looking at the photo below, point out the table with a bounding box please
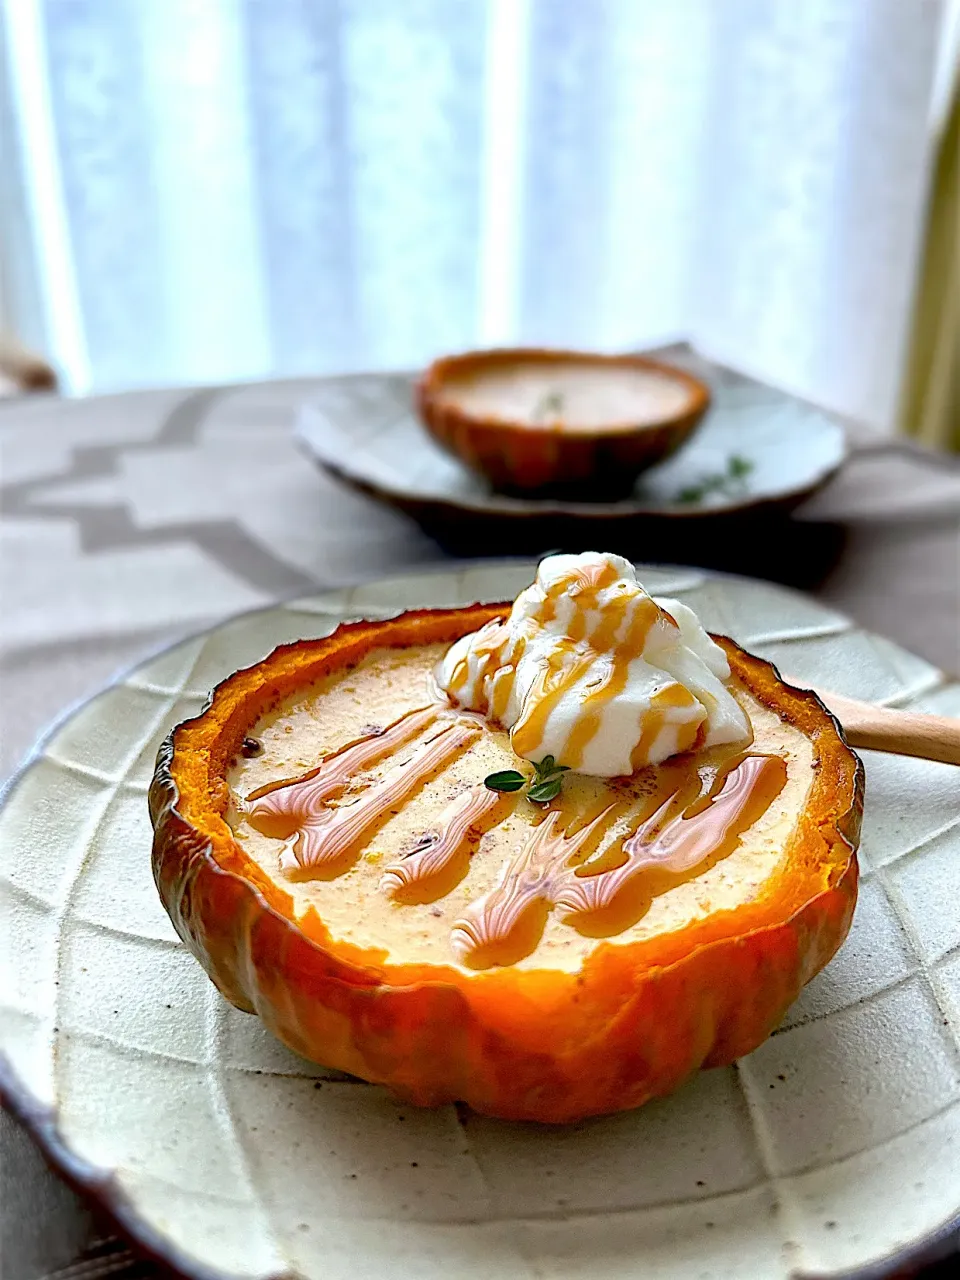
[1,369,958,1279]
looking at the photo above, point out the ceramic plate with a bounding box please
[3,561,960,1280]
[294,361,847,551]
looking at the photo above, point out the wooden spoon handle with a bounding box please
[801,686,960,766]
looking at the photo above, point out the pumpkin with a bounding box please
[150,605,862,1123]
[417,349,710,497]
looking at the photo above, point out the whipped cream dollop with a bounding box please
[437,552,750,776]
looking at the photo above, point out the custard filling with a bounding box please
[226,643,812,972]
[438,361,694,430]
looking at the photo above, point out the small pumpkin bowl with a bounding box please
[417,348,711,498]
[150,604,862,1123]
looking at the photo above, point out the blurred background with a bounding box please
[2,8,960,1278]
[0,0,957,442]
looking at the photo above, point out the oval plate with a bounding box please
[295,362,847,548]
[2,562,959,1280]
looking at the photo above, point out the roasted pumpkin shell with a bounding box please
[150,605,863,1123]
[417,348,711,498]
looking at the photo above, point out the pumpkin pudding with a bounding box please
[442,360,694,430]
[417,349,710,497]
[151,554,862,1122]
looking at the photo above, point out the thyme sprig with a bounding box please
[675,453,754,505]
[532,390,565,422]
[484,754,569,805]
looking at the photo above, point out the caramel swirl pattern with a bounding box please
[379,785,515,904]
[451,753,786,967]
[247,707,479,876]
[243,712,786,966]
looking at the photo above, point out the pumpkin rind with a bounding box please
[150,605,862,1123]
[416,349,711,497]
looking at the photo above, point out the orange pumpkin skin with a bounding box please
[417,349,711,497]
[150,606,863,1123]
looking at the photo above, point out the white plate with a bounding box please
[2,561,960,1280]
[295,364,847,541]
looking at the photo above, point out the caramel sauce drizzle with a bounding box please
[246,707,480,877]
[446,620,509,701]
[554,753,787,941]
[450,803,627,969]
[247,705,439,807]
[451,752,787,969]
[627,684,703,772]
[509,649,595,758]
[378,785,515,905]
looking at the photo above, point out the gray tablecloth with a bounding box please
[1,370,958,1279]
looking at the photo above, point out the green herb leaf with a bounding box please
[486,756,570,802]
[674,453,754,506]
[484,769,526,793]
[533,755,569,778]
[677,484,707,505]
[532,390,564,421]
[527,775,564,804]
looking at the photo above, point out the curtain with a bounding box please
[899,46,960,450]
[0,0,945,430]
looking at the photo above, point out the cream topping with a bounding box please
[436,552,750,776]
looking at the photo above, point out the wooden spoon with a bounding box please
[795,684,960,766]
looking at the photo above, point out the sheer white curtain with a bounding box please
[0,0,945,427]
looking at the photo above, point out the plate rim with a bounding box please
[1,557,957,1280]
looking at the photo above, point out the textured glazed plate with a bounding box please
[2,561,960,1280]
[294,362,847,548]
